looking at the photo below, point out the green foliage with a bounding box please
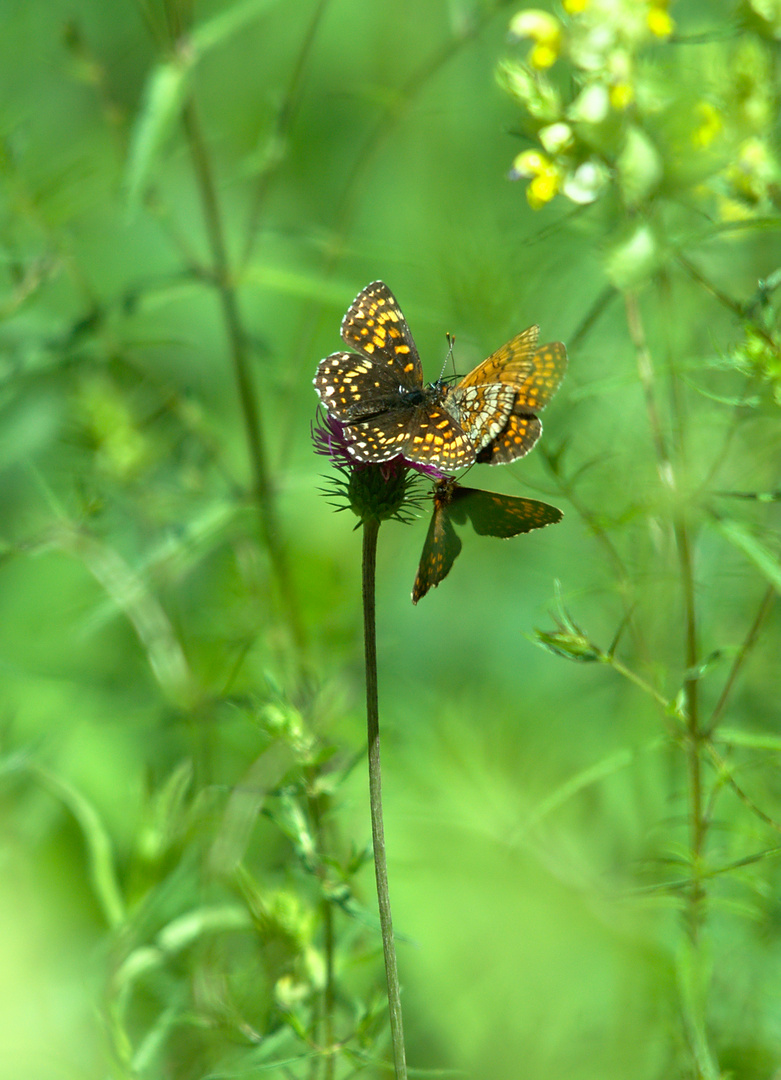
[1,0,780,1078]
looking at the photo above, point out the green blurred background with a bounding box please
[2,0,781,1077]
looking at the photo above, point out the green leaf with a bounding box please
[605,224,660,289]
[124,0,284,212]
[189,0,284,54]
[617,126,663,208]
[125,57,192,214]
[712,515,781,593]
[30,764,125,928]
[718,727,781,753]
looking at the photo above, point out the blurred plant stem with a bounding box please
[704,584,776,738]
[161,0,307,662]
[182,98,306,656]
[306,776,336,1080]
[564,627,781,845]
[625,289,715,1076]
[361,517,408,1080]
[240,0,329,269]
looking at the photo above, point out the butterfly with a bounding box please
[313,281,567,471]
[412,478,563,603]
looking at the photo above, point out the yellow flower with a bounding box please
[610,82,634,110]
[528,169,561,208]
[510,149,561,208]
[647,4,675,38]
[563,0,589,12]
[530,41,558,68]
[510,149,546,178]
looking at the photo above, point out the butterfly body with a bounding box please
[314,281,567,471]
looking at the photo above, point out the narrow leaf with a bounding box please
[32,764,125,928]
[713,515,781,593]
[125,57,192,214]
[190,0,284,54]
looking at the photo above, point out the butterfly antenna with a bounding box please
[439,332,456,381]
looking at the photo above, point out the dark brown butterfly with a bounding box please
[412,478,563,603]
[314,281,567,470]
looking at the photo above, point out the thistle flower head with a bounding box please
[312,411,436,525]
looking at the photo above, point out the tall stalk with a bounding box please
[159,0,306,657]
[180,98,306,655]
[625,289,713,1077]
[361,517,408,1080]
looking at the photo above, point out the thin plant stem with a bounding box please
[705,742,781,835]
[624,291,670,475]
[160,0,305,658]
[180,95,307,657]
[240,0,330,268]
[306,780,336,1080]
[361,517,408,1080]
[626,288,713,1077]
[625,291,705,917]
[321,897,335,1080]
[662,286,706,930]
[704,583,776,737]
[605,653,671,712]
[601,643,781,838]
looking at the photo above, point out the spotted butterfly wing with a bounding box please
[314,282,422,422]
[411,483,464,605]
[412,478,563,603]
[340,280,423,381]
[475,401,543,464]
[314,282,475,470]
[454,325,541,388]
[444,330,567,465]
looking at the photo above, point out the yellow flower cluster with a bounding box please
[503,1,681,209]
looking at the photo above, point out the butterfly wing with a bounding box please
[449,486,563,535]
[474,405,543,465]
[317,282,475,467]
[412,480,562,602]
[344,399,475,469]
[412,480,463,603]
[456,330,566,410]
[340,281,423,391]
[470,337,567,463]
[444,330,567,459]
[455,325,540,388]
[314,282,424,420]
[507,339,568,411]
[314,350,413,422]
[441,381,517,451]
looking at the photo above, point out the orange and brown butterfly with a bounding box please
[442,324,567,465]
[412,478,563,603]
[313,282,567,471]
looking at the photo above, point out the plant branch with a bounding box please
[705,742,781,834]
[705,584,776,737]
[241,0,329,268]
[361,517,407,1080]
[180,95,307,656]
[626,289,705,950]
